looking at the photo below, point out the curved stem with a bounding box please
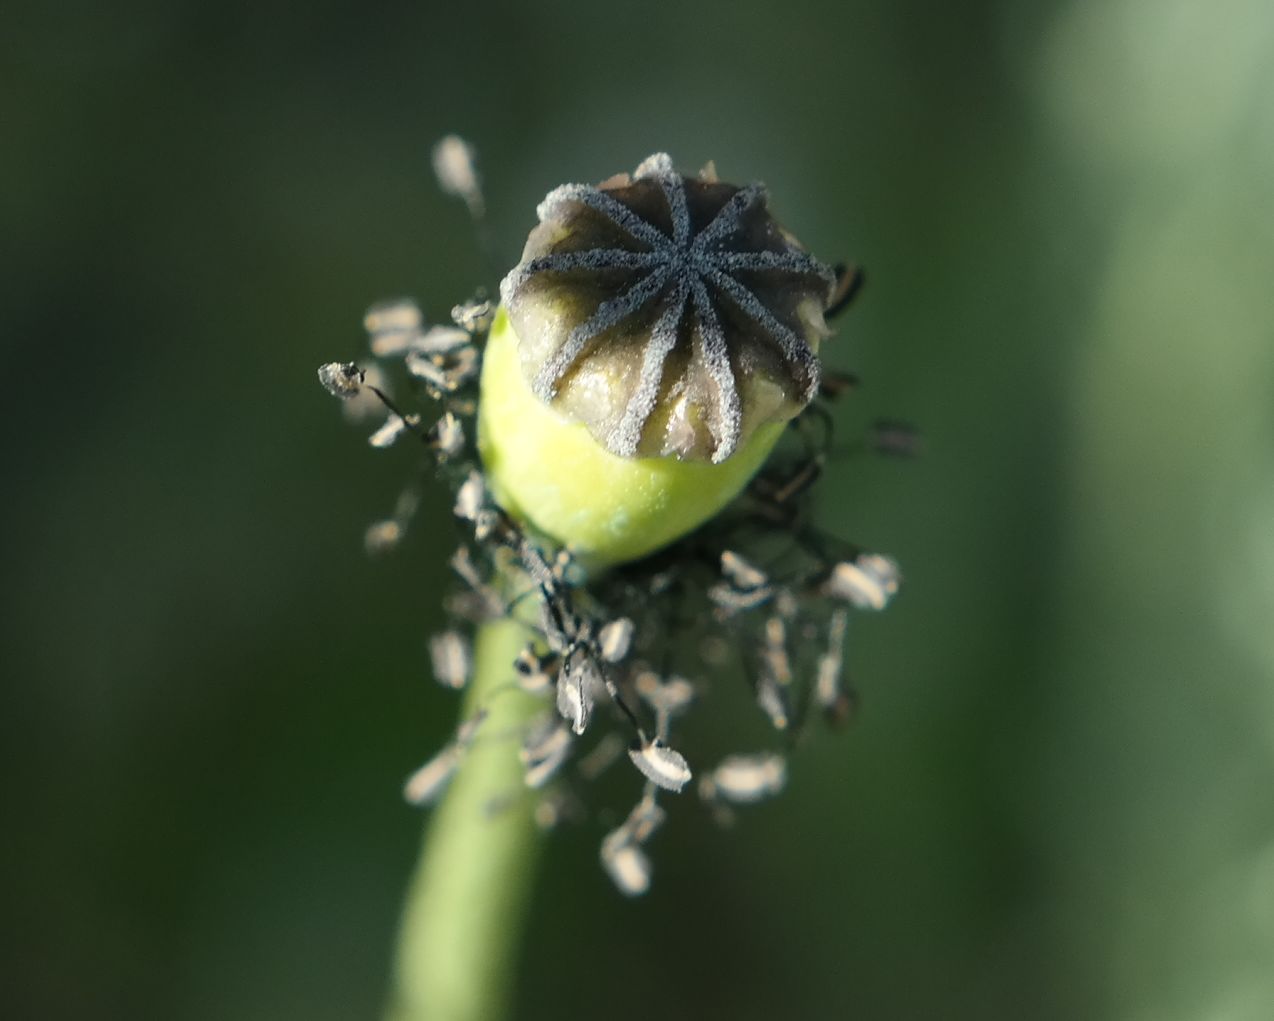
[385,616,544,1021]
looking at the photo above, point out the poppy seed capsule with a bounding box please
[479,153,836,567]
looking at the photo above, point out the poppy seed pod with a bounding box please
[479,153,836,567]
[320,139,905,924]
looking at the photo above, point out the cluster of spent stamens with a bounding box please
[318,145,906,895]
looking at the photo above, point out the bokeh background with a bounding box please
[5,0,1273,1018]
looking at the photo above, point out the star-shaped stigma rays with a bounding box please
[499,153,837,464]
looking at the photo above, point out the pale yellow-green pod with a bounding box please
[478,153,836,569]
[479,307,789,567]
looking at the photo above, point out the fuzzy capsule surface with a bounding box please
[478,307,786,568]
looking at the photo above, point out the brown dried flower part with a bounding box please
[499,153,836,463]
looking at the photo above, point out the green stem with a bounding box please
[385,616,544,1021]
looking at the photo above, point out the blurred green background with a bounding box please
[4,0,1273,1018]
